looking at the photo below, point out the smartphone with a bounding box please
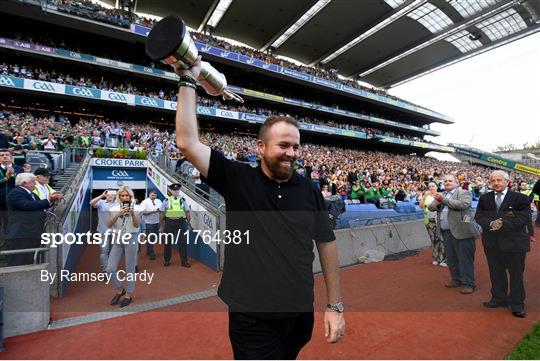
[107,190,117,196]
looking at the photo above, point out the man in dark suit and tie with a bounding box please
[475,170,531,318]
[5,173,62,266]
[1,149,24,235]
[532,178,540,227]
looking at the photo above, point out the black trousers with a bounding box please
[441,230,476,288]
[484,240,526,311]
[229,312,314,360]
[163,218,189,264]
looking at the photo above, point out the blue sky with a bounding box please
[390,31,540,153]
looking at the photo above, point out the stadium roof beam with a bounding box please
[205,0,234,29]
[197,0,221,32]
[315,0,427,66]
[388,23,540,88]
[265,0,332,51]
[356,0,518,78]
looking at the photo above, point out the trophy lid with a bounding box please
[145,15,188,61]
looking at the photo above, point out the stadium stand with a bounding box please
[0,1,539,349]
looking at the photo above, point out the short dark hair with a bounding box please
[258,116,299,142]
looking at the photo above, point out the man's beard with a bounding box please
[262,154,296,181]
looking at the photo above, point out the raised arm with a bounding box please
[90,190,107,207]
[175,55,211,178]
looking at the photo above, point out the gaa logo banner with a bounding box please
[136,96,164,108]
[0,75,24,88]
[66,85,101,99]
[93,168,146,181]
[26,79,64,94]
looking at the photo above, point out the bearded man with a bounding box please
[173,55,345,360]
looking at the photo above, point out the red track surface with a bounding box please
[51,243,222,319]
[3,231,539,359]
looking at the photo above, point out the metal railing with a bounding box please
[0,248,50,265]
[63,147,89,169]
[22,147,89,175]
[148,152,226,210]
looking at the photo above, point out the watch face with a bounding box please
[328,302,344,313]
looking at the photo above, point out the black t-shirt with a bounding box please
[533,179,540,197]
[207,149,335,314]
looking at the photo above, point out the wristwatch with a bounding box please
[326,301,345,313]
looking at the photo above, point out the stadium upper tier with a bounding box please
[0,34,440,137]
[1,109,534,201]
[0,60,454,153]
[1,0,453,124]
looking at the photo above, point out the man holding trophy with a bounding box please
[146,16,345,360]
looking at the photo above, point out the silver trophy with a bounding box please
[145,15,243,103]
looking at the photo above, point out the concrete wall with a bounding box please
[313,220,430,273]
[0,263,50,338]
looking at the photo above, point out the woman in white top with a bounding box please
[420,182,446,267]
[106,186,141,308]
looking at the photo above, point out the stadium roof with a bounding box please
[105,0,540,88]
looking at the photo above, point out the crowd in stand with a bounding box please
[1,109,535,206]
[1,62,426,142]
[1,30,426,128]
[53,0,135,28]
[38,0,433,110]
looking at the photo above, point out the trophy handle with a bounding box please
[198,61,244,103]
[222,90,245,103]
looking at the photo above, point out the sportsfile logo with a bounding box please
[0,76,15,87]
[108,92,127,102]
[73,87,95,98]
[141,97,159,107]
[33,81,56,92]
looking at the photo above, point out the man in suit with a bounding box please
[475,170,531,318]
[532,178,540,227]
[5,173,62,266]
[0,149,24,235]
[429,174,479,294]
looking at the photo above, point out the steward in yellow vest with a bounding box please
[160,183,191,268]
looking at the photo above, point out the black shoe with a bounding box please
[483,300,508,308]
[181,262,191,268]
[164,261,170,267]
[120,297,133,308]
[149,254,156,260]
[512,310,526,318]
[110,289,126,305]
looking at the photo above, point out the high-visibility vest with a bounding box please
[165,197,185,219]
[520,188,540,202]
[33,183,54,200]
[519,189,534,203]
